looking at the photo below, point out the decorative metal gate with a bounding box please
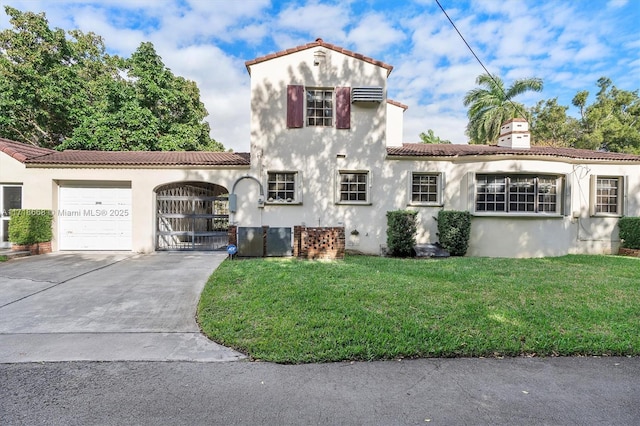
[156,182,229,251]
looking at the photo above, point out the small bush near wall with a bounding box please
[386,210,418,257]
[8,209,53,245]
[437,210,472,256]
[619,217,640,249]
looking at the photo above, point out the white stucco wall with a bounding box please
[0,153,27,184]
[375,157,640,257]
[244,46,391,244]
[385,102,404,147]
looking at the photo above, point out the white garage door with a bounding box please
[58,186,132,250]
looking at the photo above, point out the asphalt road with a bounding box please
[2,356,639,425]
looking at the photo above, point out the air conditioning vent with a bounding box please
[351,86,384,103]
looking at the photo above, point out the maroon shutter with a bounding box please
[335,86,351,129]
[287,85,304,128]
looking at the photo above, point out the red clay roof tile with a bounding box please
[0,136,250,166]
[0,138,56,163]
[24,150,251,166]
[387,143,640,162]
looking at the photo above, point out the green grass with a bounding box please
[0,255,8,262]
[197,255,640,363]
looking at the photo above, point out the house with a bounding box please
[1,38,639,257]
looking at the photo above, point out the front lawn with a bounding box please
[197,255,640,363]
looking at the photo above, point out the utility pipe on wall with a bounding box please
[229,174,265,213]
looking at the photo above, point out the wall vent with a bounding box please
[351,87,384,103]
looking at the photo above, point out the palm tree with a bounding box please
[463,74,543,144]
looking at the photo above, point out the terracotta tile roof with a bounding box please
[0,137,250,167]
[387,143,640,162]
[0,138,56,163]
[23,150,251,166]
[387,99,408,111]
[245,38,394,76]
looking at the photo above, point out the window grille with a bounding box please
[306,89,333,126]
[476,174,560,214]
[339,172,368,202]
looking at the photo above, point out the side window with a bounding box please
[592,176,623,216]
[267,172,298,203]
[1,185,22,246]
[475,174,561,214]
[410,173,442,206]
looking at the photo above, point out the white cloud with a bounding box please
[607,0,628,8]
[276,2,349,42]
[347,13,405,55]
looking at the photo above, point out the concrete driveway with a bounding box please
[0,252,245,363]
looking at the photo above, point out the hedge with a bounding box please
[8,209,53,245]
[437,210,472,256]
[386,210,418,257]
[619,217,640,249]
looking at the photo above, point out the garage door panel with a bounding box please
[59,187,132,251]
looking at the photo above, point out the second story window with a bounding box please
[307,89,333,127]
[287,85,351,129]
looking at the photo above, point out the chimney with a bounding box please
[497,118,530,149]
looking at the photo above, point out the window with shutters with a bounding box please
[307,89,333,126]
[286,85,350,129]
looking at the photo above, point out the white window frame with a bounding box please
[473,173,563,216]
[0,184,23,248]
[266,171,302,204]
[337,171,370,205]
[409,172,443,206]
[306,88,334,127]
[590,175,625,217]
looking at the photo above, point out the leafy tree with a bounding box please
[571,77,640,153]
[60,42,224,151]
[419,129,451,144]
[0,7,101,147]
[463,73,543,144]
[529,98,579,147]
[0,7,223,151]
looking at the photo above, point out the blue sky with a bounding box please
[1,0,638,152]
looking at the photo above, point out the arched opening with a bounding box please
[156,181,229,251]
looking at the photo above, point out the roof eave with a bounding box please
[24,162,251,169]
[245,39,394,76]
[386,151,640,164]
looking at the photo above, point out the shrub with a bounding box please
[8,209,53,245]
[437,210,472,256]
[619,217,640,249]
[386,210,418,257]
